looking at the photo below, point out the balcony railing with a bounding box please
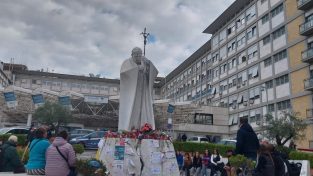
[304,78,313,91]
[300,18,313,36]
[302,48,313,62]
[298,0,313,10]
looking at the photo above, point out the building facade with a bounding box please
[161,0,313,148]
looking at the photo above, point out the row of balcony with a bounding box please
[298,0,313,11]
[298,1,313,121]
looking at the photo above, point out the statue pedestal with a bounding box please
[98,138,179,176]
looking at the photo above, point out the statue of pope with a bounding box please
[118,47,158,131]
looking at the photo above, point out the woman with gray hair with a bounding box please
[1,135,24,172]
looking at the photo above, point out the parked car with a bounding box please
[188,136,210,143]
[217,139,237,146]
[69,129,94,139]
[0,126,29,135]
[69,131,106,149]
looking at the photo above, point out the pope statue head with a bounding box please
[131,47,143,65]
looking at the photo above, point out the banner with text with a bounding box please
[3,92,18,108]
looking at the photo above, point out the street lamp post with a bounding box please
[260,85,268,140]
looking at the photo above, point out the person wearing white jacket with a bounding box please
[210,149,224,176]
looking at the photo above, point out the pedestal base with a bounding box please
[98,138,179,176]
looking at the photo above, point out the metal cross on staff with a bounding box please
[140,27,150,56]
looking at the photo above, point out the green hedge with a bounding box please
[0,134,27,146]
[173,142,234,156]
[289,151,313,168]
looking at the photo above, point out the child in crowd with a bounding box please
[210,149,224,176]
[192,151,202,176]
[183,152,192,176]
[176,151,184,173]
[201,149,211,176]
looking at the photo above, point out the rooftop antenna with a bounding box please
[140,27,149,56]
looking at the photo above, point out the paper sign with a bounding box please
[165,151,176,159]
[151,166,161,175]
[113,160,124,175]
[168,162,178,172]
[125,146,135,155]
[114,146,125,160]
[149,140,160,148]
[151,152,162,163]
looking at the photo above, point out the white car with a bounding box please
[217,139,237,146]
[188,136,210,143]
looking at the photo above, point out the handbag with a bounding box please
[56,146,77,176]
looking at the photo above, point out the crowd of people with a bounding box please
[175,117,294,176]
[1,126,76,176]
[176,149,233,176]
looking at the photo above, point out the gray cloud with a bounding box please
[0,0,234,78]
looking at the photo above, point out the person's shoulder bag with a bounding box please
[56,146,77,176]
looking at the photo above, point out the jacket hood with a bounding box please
[241,123,255,132]
[52,137,67,147]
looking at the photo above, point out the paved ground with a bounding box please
[77,149,97,160]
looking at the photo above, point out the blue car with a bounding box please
[69,131,105,149]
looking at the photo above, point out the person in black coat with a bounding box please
[235,117,260,161]
[182,134,187,142]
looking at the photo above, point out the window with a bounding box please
[275,75,289,86]
[277,100,291,110]
[237,15,245,28]
[230,58,237,69]
[268,104,275,112]
[227,24,235,36]
[212,52,219,63]
[246,5,256,22]
[194,113,213,125]
[261,14,269,24]
[248,44,258,60]
[264,57,272,67]
[237,34,246,47]
[248,67,258,79]
[242,56,247,63]
[273,27,285,40]
[265,80,273,89]
[273,50,287,62]
[271,3,283,18]
[261,0,267,4]
[263,35,271,45]
[247,26,257,40]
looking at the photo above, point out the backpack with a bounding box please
[287,162,302,176]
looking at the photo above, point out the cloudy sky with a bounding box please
[0,0,234,78]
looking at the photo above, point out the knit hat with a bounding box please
[8,135,18,143]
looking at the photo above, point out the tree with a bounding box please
[263,112,307,146]
[33,101,72,133]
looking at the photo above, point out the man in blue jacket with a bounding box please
[235,117,260,160]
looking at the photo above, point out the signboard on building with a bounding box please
[3,92,17,108]
[32,94,44,108]
[58,96,72,109]
[84,96,108,104]
[167,104,175,113]
[58,96,71,106]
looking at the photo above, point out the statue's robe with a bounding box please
[118,56,158,131]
